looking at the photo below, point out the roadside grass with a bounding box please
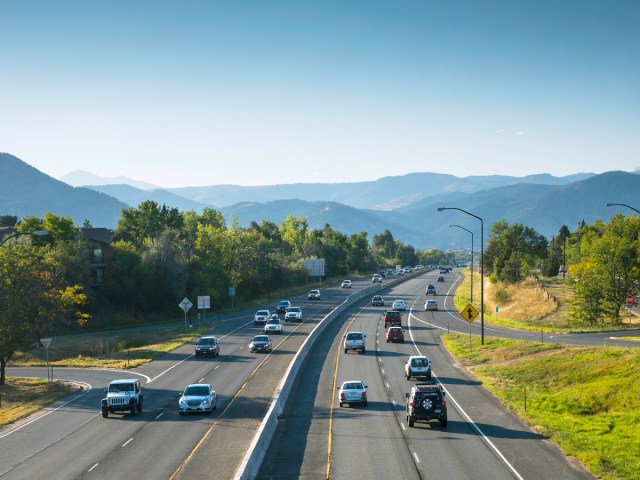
[444,334,640,480]
[12,324,213,369]
[0,378,73,428]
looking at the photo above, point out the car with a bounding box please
[284,306,303,322]
[371,294,385,306]
[396,270,405,276]
[392,299,406,311]
[179,383,217,414]
[338,380,368,407]
[415,265,424,270]
[386,269,394,276]
[264,316,283,334]
[343,331,366,353]
[101,379,143,418]
[308,289,321,300]
[426,284,436,295]
[425,299,438,311]
[372,274,382,283]
[403,266,412,273]
[276,300,291,313]
[249,335,273,353]
[386,326,404,343]
[194,335,219,358]
[405,382,447,427]
[404,355,432,380]
[341,279,352,288]
[383,310,402,328]
[439,268,447,274]
[437,275,445,282]
[254,309,270,325]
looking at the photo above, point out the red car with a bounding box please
[386,326,405,343]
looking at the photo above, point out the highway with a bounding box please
[1,281,376,480]
[257,269,595,479]
[3,268,636,479]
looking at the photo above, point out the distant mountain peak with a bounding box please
[60,170,161,191]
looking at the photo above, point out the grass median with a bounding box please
[444,334,640,480]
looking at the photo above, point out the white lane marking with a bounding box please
[122,438,133,447]
[386,382,390,389]
[400,422,406,431]
[381,369,385,375]
[155,412,164,420]
[413,452,421,463]
[148,316,256,384]
[88,463,99,472]
[214,365,220,369]
[198,377,205,383]
[392,400,397,407]
[0,381,92,439]
[406,312,526,480]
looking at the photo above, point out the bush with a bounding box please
[115,339,145,351]
[494,288,511,304]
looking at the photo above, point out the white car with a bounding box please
[341,280,352,288]
[179,383,216,414]
[338,380,368,407]
[264,316,283,334]
[404,356,432,380]
[343,331,366,353]
[425,299,438,311]
[284,306,303,322]
[372,274,382,283]
[392,299,406,311]
[308,289,321,300]
[254,309,270,325]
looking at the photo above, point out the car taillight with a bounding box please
[407,368,411,374]
[409,401,415,407]
[361,391,366,397]
[442,401,446,406]
[340,393,345,399]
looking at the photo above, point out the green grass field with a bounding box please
[444,334,640,480]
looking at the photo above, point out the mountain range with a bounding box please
[2,152,640,249]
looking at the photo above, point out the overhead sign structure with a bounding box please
[460,303,480,323]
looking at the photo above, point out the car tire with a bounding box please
[363,401,368,407]
[426,373,432,380]
[386,339,389,343]
[408,417,415,428]
[440,417,448,427]
[339,402,344,408]
[102,407,108,418]
[179,411,184,415]
[130,404,137,416]
[344,349,348,354]
[362,348,366,353]
[137,398,143,413]
[406,374,411,380]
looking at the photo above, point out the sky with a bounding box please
[1,1,638,188]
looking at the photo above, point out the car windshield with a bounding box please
[184,386,210,396]
[257,310,269,315]
[411,358,428,367]
[109,383,134,393]
[198,338,216,345]
[344,383,363,390]
[267,319,279,325]
[346,333,363,340]
[288,307,300,312]
[389,328,401,333]
[254,336,269,342]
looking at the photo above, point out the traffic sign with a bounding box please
[626,295,634,305]
[179,297,193,312]
[39,337,52,349]
[459,304,479,323]
[197,295,210,309]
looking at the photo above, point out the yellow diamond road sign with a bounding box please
[460,303,479,323]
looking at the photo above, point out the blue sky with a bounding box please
[1,1,638,187]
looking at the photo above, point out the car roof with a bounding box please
[409,355,428,360]
[110,379,138,384]
[185,383,211,388]
[342,380,364,386]
[253,335,269,339]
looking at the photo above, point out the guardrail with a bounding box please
[233,281,384,479]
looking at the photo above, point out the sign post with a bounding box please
[40,337,52,381]
[627,295,634,323]
[459,304,479,352]
[197,295,211,325]
[179,297,193,328]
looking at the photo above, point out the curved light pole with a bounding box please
[605,202,640,215]
[0,230,48,248]
[438,207,484,345]
[449,224,473,303]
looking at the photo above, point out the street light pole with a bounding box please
[605,202,640,215]
[449,224,473,303]
[438,207,484,345]
[0,230,48,248]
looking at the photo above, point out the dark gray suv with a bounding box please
[405,382,447,428]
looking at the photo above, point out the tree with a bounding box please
[0,215,18,227]
[0,245,88,385]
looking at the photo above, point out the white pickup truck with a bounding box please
[343,331,366,354]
